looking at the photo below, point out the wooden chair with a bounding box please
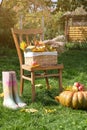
[11,28,64,102]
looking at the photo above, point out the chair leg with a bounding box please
[44,70,50,89]
[59,69,63,92]
[31,71,36,102]
[20,69,24,96]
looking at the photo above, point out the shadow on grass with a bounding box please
[36,88,60,106]
[23,84,60,106]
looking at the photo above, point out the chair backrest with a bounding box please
[11,28,44,66]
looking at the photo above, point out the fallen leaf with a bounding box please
[44,108,56,113]
[20,108,38,113]
[35,84,43,88]
[31,64,40,68]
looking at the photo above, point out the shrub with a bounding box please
[0,7,16,48]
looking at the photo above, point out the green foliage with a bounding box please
[65,42,87,50]
[2,0,65,37]
[44,11,64,39]
[0,46,87,129]
[1,0,87,49]
[0,7,16,48]
[54,0,87,12]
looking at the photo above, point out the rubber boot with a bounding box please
[2,71,19,110]
[11,71,27,108]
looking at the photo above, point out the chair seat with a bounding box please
[22,64,64,80]
[22,64,64,71]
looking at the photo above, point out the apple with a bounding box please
[74,82,80,88]
[32,61,38,66]
[78,84,84,91]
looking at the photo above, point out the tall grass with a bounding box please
[0,46,87,130]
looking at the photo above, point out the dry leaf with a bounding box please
[44,108,56,113]
[20,108,38,113]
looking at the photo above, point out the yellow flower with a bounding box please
[20,41,27,51]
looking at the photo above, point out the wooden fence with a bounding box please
[68,26,87,42]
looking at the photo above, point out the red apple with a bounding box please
[78,84,84,91]
[74,82,80,88]
[32,61,38,66]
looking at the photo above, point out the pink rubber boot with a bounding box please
[11,71,27,108]
[2,71,19,110]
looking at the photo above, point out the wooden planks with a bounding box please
[68,26,87,41]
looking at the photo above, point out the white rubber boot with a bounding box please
[11,71,27,108]
[2,71,19,110]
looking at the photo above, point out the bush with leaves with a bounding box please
[0,7,16,48]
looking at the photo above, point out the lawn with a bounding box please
[0,46,87,130]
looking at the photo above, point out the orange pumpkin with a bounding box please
[55,91,87,109]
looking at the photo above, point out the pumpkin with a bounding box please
[55,91,87,109]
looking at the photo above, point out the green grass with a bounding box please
[0,46,87,130]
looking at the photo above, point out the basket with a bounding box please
[24,51,58,66]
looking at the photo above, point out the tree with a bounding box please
[1,0,65,41]
[3,0,86,42]
[0,6,16,47]
[53,0,87,12]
